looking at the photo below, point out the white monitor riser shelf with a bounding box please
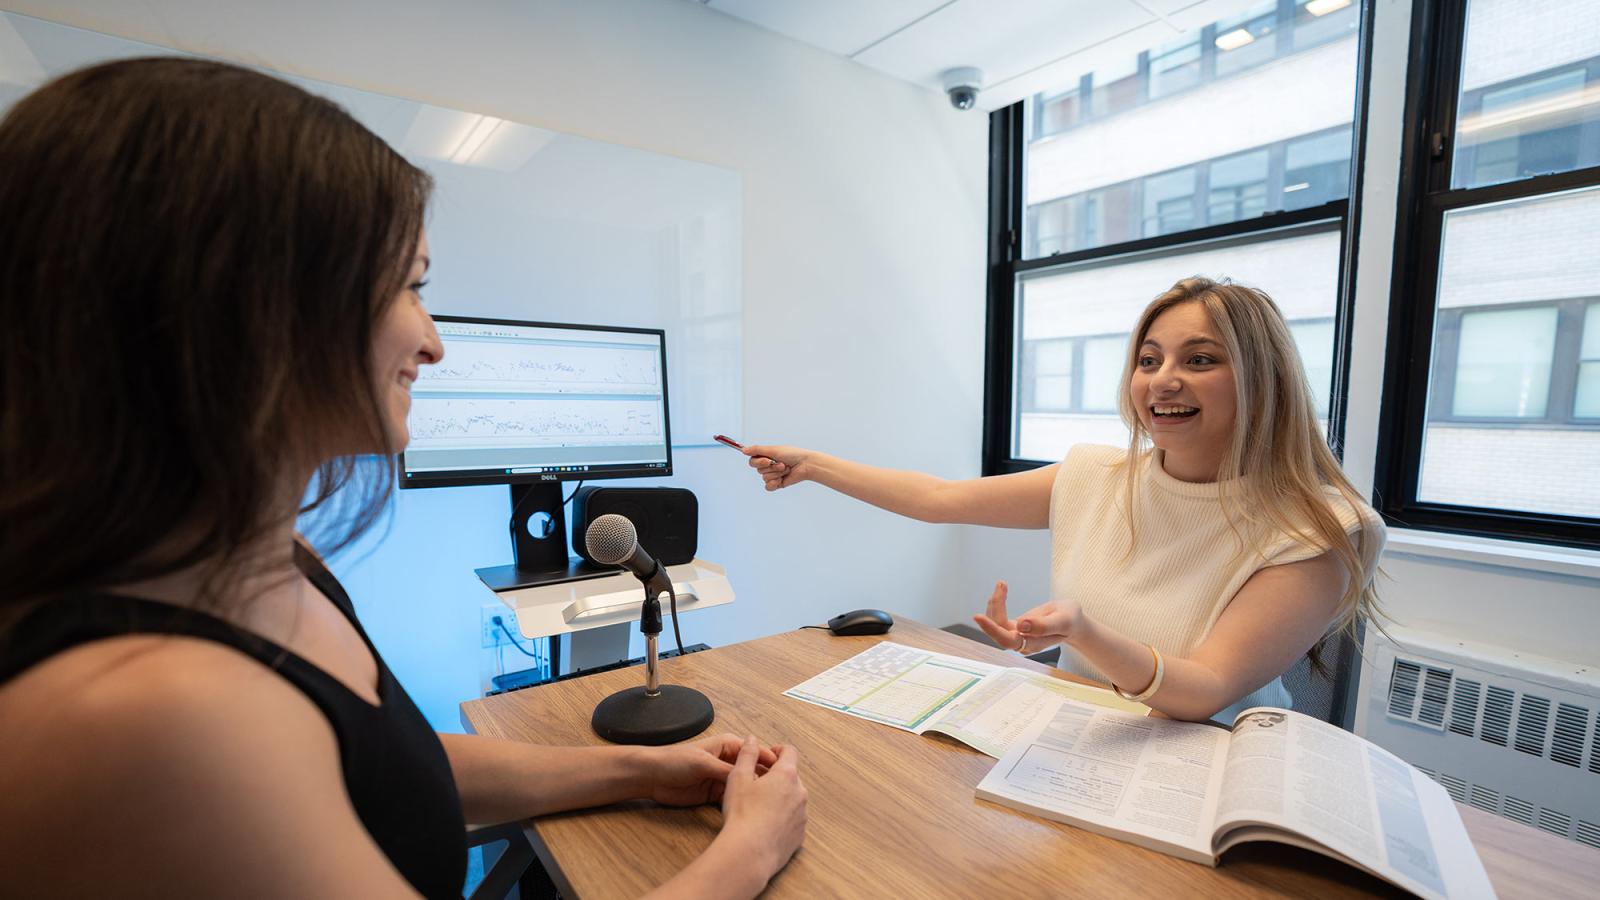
[480,559,734,674]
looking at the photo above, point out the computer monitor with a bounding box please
[400,315,672,589]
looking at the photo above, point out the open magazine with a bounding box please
[784,642,1147,758]
[976,702,1496,899]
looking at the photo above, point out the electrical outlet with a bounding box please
[481,604,519,648]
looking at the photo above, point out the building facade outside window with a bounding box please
[1381,0,1600,540]
[1000,0,1361,467]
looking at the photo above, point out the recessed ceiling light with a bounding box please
[1216,28,1256,51]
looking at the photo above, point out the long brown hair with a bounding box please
[1116,277,1384,673]
[0,57,432,617]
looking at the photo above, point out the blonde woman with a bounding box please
[745,278,1383,723]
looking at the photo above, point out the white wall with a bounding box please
[1,0,988,729]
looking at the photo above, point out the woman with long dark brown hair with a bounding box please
[0,57,804,898]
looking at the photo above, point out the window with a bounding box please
[1215,3,1279,78]
[1448,306,1559,419]
[1208,149,1271,225]
[1026,340,1075,412]
[1289,317,1335,418]
[1090,57,1141,118]
[1008,227,1344,462]
[1284,127,1354,210]
[992,2,1364,471]
[1150,35,1202,99]
[1578,303,1600,418]
[1143,168,1197,236]
[1293,0,1358,48]
[1377,0,1600,543]
[1458,68,1594,189]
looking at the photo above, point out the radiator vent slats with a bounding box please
[1388,660,1421,719]
[1418,667,1453,727]
[1514,695,1551,756]
[1482,686,1514,747]
[1504,796,1535,825]
[1377,641,1599,852]
[1551,703,1588,768]
[1468,784,1500,813]
[1448,679,1482,737]
[1538,808,1572,838]
[1590,710,1600,775]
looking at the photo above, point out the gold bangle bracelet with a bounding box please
[1112,644,1165,703]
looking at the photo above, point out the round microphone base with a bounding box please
[591,684,715,746]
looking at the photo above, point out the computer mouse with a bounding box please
[827,609,894,636]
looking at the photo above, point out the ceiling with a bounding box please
[699,0,1275,111]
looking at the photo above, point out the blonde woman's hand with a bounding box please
[743,444,815,492]
[973,581,1083,653]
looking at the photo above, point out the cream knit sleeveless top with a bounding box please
[1048,444,1377,722]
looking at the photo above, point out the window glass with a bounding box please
[1215,3,1279,78]
[1084,182,1138,248]
[1452,0,1600,189]
[1030,340,1074,412]
[1144,167,1197,236]
[1029,196,1080,257]
[1013,228,1341,461]
[1150,35,1203,98]
[1418,185,1600,516]
[1021,2,1358,260]
[1082,336,1128,412]
[1089,56,1141,118]
[1450,307,1558,417]
[1040,87,1081,135]
[1208,149,1270,224]
[1576,302,1600,418]
[1294,0,1358,48]
[1283,127,1353,210]
[1289,318,1335,417]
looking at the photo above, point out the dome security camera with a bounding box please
[941,67,984,110]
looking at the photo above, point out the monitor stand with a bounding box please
[475,483,619,592]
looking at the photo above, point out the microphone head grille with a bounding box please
[584,514,637,565]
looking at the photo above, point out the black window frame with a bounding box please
[1374,0,1600,549]
[983,2,1376,477]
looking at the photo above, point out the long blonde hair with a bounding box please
[1116,277,1383,673]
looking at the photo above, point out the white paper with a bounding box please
[784,642,1148,757]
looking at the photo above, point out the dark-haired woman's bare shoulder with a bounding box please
[0,636,417,896]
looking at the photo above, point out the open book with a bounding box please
[784,642,1147,758]
[976,703,1496,899]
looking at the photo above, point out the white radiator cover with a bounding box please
[1355,625,1600,850]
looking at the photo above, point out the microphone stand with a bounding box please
[590,563,715,745]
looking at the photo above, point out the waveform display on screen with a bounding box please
[417,338,659,394]
[408,397,662,445]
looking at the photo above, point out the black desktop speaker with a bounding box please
[573,487,698,566]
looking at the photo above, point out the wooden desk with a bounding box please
[460,617,1600,899]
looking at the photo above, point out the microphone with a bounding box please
[581,514,714,746]
[585,514,672,602]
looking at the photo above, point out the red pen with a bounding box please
[712,434,745,451]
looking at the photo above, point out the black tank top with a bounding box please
[0,545,468,898]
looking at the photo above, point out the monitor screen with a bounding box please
[400,315,672,489]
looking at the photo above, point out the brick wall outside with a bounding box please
[1418,425,1600,517]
